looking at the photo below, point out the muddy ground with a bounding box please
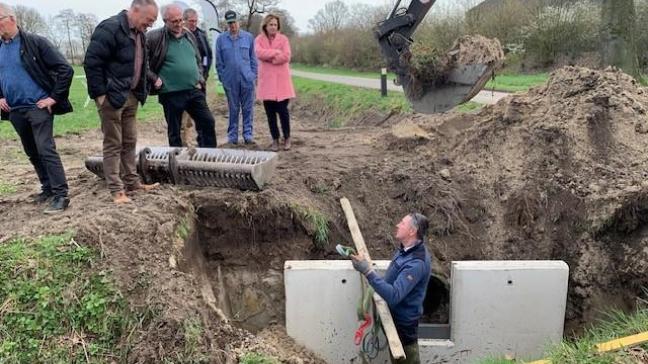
[1,66,648,362]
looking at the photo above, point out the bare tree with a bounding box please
[55,9,78,64]
[75,13,98,56]
[242,0,279,30]
[308,0,349,34]
[44,15,63,49]
[601,0,639,78]
[14,5,46,34]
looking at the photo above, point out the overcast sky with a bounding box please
[2,0,466,34]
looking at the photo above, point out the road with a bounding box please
[291,70,511,105]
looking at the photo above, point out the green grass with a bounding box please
[0,180,17,196]
[293,63,549,93]
[484,73,549,93]
[0,233,135,363]
[292,204,330,249]
[456,101,483,113]
[293,76,410,127]
[479,307,648,363]
[239,353,280,364]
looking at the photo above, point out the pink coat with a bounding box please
[255,33,296,101]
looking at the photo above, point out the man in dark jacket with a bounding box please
[352,213,432,364]
[180,7,213,147]
[147,4,216,148]
[183,8,212,80]
[84,0,159,204]
[0,3,72,214]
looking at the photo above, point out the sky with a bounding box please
[2,0,406,34]
[4,0,469,34]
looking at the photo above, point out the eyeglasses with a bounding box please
[0,16,9,21]
[165,18,183,25]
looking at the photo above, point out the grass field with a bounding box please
[293,63,549,93]
[292,76,411,127]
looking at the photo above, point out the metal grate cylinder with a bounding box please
[85,146,278,191]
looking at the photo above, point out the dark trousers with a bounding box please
[159,88,216,148]
[9,108,68,197]
[263,99,290,140]
[390,342,420,364]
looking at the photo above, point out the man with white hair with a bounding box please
[147,4,217,148]
[84,0,159,204]
[0,2,73,214]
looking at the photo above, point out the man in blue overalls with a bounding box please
[215,10,258,145]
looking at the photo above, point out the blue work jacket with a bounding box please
[215,30,258,88]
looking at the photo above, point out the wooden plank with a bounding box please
[595,331,648,352]
[340,197,406,360]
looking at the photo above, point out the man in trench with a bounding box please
[351,213,432,364]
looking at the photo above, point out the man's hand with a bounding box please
[36,97,56,114]
[154,77,163,90]
[0,98,10,112]
[351,253,373,275]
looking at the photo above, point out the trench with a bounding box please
[178,199,451,335]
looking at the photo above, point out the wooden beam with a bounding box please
[526,331,648,363]
[340,197,406,360]
[595,331,648,352]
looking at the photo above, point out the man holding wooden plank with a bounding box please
[351,213,432,364]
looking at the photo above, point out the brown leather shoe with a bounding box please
[283,138,291,151]
[112,191,132,204]
[127,182,160,193]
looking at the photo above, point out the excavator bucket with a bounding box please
[85,146,278,191]
[376,0,504,114]
[402,61,499,114]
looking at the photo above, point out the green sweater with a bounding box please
[159,36,200,93]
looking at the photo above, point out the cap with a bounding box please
[224,10,238,23]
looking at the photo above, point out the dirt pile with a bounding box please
[393,66,648,331]
[405,35,504,99]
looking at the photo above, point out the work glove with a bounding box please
[351,254,373,275]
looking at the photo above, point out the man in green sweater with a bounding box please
[147,4,216,147]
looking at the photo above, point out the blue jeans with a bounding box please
[223,82,254,143]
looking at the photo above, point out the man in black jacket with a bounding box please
[180,7,214,147]
[0,3,72,214]
[84,0,159,204]
[147,4,216,148]
[183,8,213,80]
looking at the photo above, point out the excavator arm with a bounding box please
[376,0,502,113]
[376,0,436,81]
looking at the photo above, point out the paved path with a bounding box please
[291,70,511,105]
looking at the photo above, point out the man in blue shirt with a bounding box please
[0,3,73,214]
[215,10,258,145]
[352,213,432,364]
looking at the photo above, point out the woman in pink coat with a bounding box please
[255,14,296,151]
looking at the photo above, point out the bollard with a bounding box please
[381,68,388,97]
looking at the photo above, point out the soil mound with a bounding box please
[414,66,648,330]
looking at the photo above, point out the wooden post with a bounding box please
[340,197,406,360]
